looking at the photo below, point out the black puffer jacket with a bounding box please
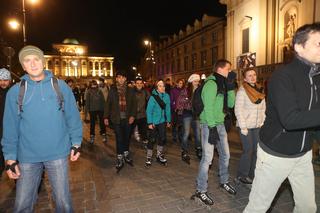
[260,56,320,156]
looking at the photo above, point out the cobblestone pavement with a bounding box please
[1,119,320,213]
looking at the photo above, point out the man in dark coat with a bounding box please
[0,68,11,178]
[104,71,137,171]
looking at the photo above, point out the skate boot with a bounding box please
[115,155,124,173]
[123,151,133,166]
[89,135,95,144]
[145,157,152,167]
[220,182,237,195]
[156,153,167,166]
[181,151,190,164]
[191,191,214,206]
[101,133,107,143]
[195,148,202,160]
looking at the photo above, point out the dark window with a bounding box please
[171,61,175,73]
[55,60,59,66]
[82,61,86,66]
[89,62,93,69]
[95,62,99,70]
[191,53,197,70]
[192,41,196,51]
[201,36,206,47]
[184,56,189,71]
[212,31,218,43]
[177,59,181,72]
[200,50,207,67]
[242,28,249,53]
[211,47,218,65]
[184,45,188,54]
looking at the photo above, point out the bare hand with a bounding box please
[148,124,154,129]
[167,122,171,128]
[104,118,109,126]
[128,116,135,124]
[70,148,80,161]
[5,160,20,179]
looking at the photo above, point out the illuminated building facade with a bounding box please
[153,15,225,82]
[44,38,114,78]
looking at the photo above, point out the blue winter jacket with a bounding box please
[1,71,82,163]
[146,89,171,125]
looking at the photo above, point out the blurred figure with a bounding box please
[99,78,109,102]
[176,74,202,163]
[0,68,12,178]
[133,76,150,144]
[170,79,185,143]
[86,80,107,144]
[234,69,265,185]
[165,78,172,95]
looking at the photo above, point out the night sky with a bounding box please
[0,0,226,70]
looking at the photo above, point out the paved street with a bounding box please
[1,117,320,213]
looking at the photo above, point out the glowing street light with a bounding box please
[8,19,20,30]
[21,0,41,45]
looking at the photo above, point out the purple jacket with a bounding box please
[170,87,183,111]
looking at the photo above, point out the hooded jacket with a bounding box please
[1,71,82,163]
[260,56,320,156]
[200,74,235,128]
[146,89,171,125]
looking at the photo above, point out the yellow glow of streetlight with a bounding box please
[8,19,20,30]
[144,40,150,46]
[28,0,40,5]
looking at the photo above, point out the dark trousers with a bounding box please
[114,119,132,154]
[131,118,147,141]
[147,123,167,150]
[0,144,4,176]
[172,112,183,143]
[237,128,260,179]
[89,111,106,136]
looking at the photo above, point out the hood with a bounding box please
[21,70,53,85]
[205,74,216,82]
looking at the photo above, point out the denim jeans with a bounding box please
[196,123,230,192]
[14,157,73,213]
[181,116,201,152]
[113,119,132,154]
[237,128,259,179]
[89,110,106,136]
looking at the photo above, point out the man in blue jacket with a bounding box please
[244,23,320,213]
[1,45,82,212]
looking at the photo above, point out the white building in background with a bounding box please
[44,38,114,78]
[220,0,320,69]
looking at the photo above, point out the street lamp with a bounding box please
[8,19,20,30]
[22,0,40,45]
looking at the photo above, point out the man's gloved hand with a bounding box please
[240,128,248,136]
[208,126,220,145]
[226,71,237,91]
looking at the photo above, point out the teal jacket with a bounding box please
[1,71,82,163]
[146,90,171,125]
[200,75,235,127]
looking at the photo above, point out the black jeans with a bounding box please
[172,111,183,143]
[113,119,132,154]
[147,122,167,150]
[89,111,106,136]
[131,118,148,141]
[0,144,4,175]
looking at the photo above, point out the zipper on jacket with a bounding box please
[301,76,314,152]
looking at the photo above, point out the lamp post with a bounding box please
[143,39,155,80]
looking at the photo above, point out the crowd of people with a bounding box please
[0,22,320,212]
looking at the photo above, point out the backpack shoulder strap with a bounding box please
[18,79,27,113]
[151,94,166,110]
[51,77,64,112]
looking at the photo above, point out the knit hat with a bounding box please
[116,70,127,78]
[188,74,200,83]
[0,68,11,80]
[18,45,45,65]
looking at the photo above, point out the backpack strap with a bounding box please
[18,79,27,114]
[51,77,65,112]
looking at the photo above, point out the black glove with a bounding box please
[226,71,237,91]
[208,126,219,145]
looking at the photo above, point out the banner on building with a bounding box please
[237,52,256,69]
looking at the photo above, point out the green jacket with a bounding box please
[200,75,235,127]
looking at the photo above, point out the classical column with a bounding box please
[110,61,113,76]
[98,61,102,76]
